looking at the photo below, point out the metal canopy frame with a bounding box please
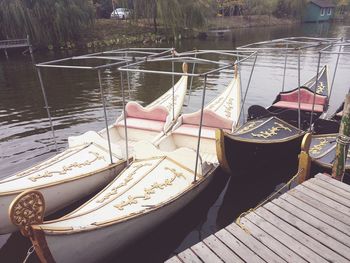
[237,37,341,130]
[35,47,174,163]
[119,50,258,182]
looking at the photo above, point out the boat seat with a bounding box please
[125,101,168,122]
[116,117,165,132]
[272,101,324,113]
[273,88,326,113]
[181,109,233,130]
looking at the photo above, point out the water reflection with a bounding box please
[0,22,350,262]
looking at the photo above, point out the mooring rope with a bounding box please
[235,168,304,234]
[23,245,35,263]
[336,134,350,146]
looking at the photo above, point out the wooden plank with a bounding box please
[245,212,327,263]
[202,234,244,263]
[165,256,183,263]
[303,181,350,208]
[191,242,223,263]
[288,188,350,225]
[272,198,350,247]
[280,192,350,235]
[239,217,306,263]
[214,228,265,263]
[177,249,202,263]
[316,173,350,193]
[296,184,350,216]
[226,223,285,263]
[311,178,350,200]
[264,202,350,261]
[255,207,347,263]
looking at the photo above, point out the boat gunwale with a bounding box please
[31,164,217,235]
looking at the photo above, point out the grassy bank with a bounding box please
[47,15,298,50]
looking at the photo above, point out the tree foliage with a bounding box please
[0,0,94,45]
[123,0,213,35]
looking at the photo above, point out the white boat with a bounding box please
[9,70,240,263]
[0,65,188,234]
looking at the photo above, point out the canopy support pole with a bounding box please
[237,53,258,129]
[297,49,301,130]
[309,52,322,131]
[282,44,289,92]
[36,67,58,152]
[98,70,113,164]
[172,50,175,120]
[120,72,129,166]
[187,52,197,106]
[329,43,342,106]
[193,75,207,183]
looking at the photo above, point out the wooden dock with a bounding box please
[0,37,32,58]
[166,173,350,263]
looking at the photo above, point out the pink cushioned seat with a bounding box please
[182,109,233,130]
[279,89,327,105]
[116,118,165,132]
[125,102,168,122]
[273,88,326,112]
[273,101,324,112]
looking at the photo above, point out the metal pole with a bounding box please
[187,53,197,106]
[297,49,301,130]
[98,70,113,164]
[194,75,207,182]
[329,44,342,105]
[120,72,130,166]
[282,44,288,92]
[237,53,258,127]
[125,52,131,97]
[309,52,322,131]
[36,68,58,152]
[238,60,245,123]
[172,51,175,120]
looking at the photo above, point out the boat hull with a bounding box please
[31,167,218,263]
[218,129,304,182]
[0,163,125,234]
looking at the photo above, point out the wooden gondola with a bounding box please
[217,65,329,179]
[313,102,344,134]
[9,70,241,263]
[0,65,188,235]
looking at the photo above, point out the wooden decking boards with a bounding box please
[165,173,350,263]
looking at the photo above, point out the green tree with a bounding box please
[0,0,94,45]
[124,0,213,35]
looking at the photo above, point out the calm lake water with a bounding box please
[1,22,350,262]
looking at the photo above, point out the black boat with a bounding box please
[308,133,350,183]
[216,65,329,180]
[313,102,344,134]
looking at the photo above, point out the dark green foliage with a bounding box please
[0,0,94,45]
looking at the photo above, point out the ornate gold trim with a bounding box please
[215,129,232,175]
[0,160,126,197]
[251,122,292,139]
[28,151,105,182]
[32,165,217,234]
[9,190,45,237]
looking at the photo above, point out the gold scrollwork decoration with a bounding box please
[251,122,292,139]
[9,190,45,237]
[239,122,257,133]
[28,151,106,182]
[96,163,151,203]
[309,138,329,155]
[224,98,233,118]
[316,81,325,94]
[114,167,186,210]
